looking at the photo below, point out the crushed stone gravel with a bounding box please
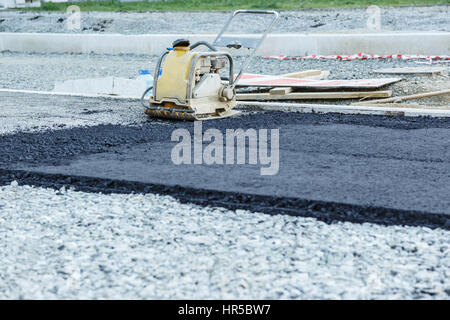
[0,52,448,105]
[0,184,449,299]
[0,6,449,34]
[0,91,146,134]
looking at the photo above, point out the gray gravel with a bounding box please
[1,52,448,94]
[0,91,146,134]
[0,52,155,92]
[0,6,449,34]
[0,183,449,299]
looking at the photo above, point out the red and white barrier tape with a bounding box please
[262,53,450,61]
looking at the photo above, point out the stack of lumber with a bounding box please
[235,70,399,102]
[352,89,450,107]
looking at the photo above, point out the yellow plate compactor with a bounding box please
[142,10,279,121]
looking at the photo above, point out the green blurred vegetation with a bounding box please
[19,0,450,12]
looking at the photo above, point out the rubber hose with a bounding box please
[140,86,153,109]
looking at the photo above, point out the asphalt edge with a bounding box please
[2,168,449,230]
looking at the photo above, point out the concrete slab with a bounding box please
[53,77,147,97]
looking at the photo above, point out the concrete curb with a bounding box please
[0,32,449,55]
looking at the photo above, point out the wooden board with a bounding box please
[237,90,392,101]
[353,103,450,110]
[374,67,447,76]
[269,87,293,95]
[269,70,329,95]
[237,73,401,89]
[237,101,450,118]
[279,70,322,78]
[352,89,450,105]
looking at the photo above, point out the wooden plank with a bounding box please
[279,70,322,78]
[237,90,392,101]
[237,101,450,118]
[352,89,450,105]
[237,74,401,89]
[354,103,450,110]
[269,87,293,95]
[269,71,329,95]
[374,67,447,76]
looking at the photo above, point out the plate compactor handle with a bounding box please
[212,10,279,88]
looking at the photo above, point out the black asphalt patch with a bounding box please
[1,111,450,229]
